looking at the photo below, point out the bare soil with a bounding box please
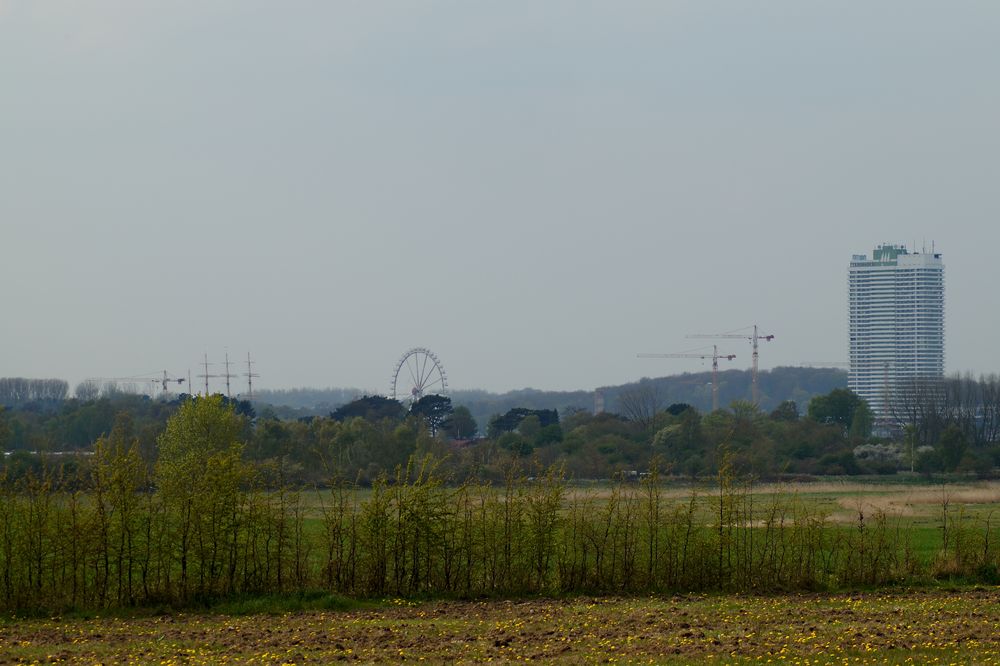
[1,589,999,664]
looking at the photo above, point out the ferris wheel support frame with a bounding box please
[390,347,448,402]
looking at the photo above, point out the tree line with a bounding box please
[236,388,886,484]
[251,367,848,427]
[890,375,1000,473]
[2,374,1000,485]
[0,378,69,408]
[0,395,997,614]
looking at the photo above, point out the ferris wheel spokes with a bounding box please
[391,347,448,403]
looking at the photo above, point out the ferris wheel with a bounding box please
[390,347,448,403]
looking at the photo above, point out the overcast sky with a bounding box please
[2,1,998,395]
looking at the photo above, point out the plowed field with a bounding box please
[2,589,999,664]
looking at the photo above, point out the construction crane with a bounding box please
[687,325,774,405]
[637,344,736,412]
[83,371,185,396]
[154,370,186,393]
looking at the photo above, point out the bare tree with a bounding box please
[617,383,663,430]
[981,374,1000,445]
[75,381,101,401]
[892,376,945,446]
[895,373,1000,448]
[0,377,69,406]
[942,374,979,445]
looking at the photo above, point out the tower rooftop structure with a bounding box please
[848,243,944,421]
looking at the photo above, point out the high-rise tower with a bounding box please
[848,244,944,419]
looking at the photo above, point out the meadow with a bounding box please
[283,473,1000,576]
[4,450,1000,615]
[290,475,1000,565]
[9,397,1000,620]
[5,444,1000,663]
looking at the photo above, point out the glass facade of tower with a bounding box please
[848,244,944,419]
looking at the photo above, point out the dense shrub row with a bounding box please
[1,465,997,612]
[1,396,997,614]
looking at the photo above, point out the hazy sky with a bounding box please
[2,1,999,395]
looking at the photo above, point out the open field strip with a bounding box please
[295,478,1000,516]
[1,588,999,665]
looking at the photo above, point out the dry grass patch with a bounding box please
[828,482,1000,522]
[902,483,1000,506]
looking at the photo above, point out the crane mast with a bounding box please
[84,371,185,397]
[156,370,186,393]
[687,324,774,405]
[637,344,736,411]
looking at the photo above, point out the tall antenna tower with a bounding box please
[244,352,259,400]
[221,352,236,398]
[197,353,219,396]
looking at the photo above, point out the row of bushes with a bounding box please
[1,395,996,614]
[0,457,995,613]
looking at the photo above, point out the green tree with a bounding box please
[92,413,147,605]
[331,395,405,422]
[0,407,9,450]
[729,400,763,451]
[498,431,532,456]
[665,403,693,416]
[939,425,968,472]
[653,408,705,467]
[807,389,872,437]
[536,424,563,446]
[518,415,542,441]
[251,418,293,460]
[848,401,874,439]
[769,400,799,422]
[487,408,560,436]
[155,395,248,600]
[443,405,477,439]
[730,400,761,422]
[409,395,453,436]
[916,447,943,476]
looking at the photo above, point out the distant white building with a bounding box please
[848,244,944,419]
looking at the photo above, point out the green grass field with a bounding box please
[296,476,1000,560]
[4,477,1000,664]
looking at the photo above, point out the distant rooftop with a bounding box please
[851,243,941,267]
[872,244,908,262]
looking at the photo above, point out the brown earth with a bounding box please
[1,589,999,664]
